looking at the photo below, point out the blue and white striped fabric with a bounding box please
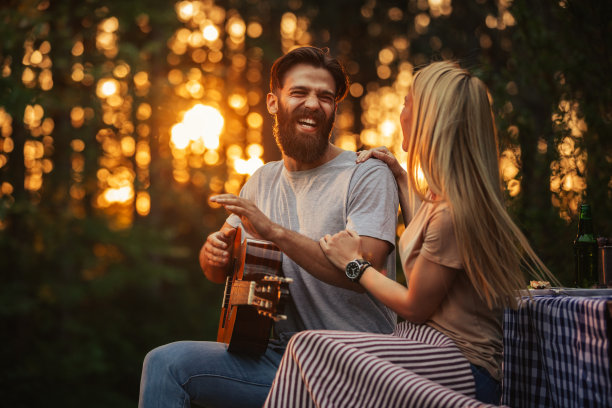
[503,295,612,407]
[264,321,500,407]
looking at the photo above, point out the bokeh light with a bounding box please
[550,100,588,220]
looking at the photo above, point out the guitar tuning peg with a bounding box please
[274,314,287,321]
[281,277,293,283]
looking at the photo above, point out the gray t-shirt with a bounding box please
[227,150,399,339]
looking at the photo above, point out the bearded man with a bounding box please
[139,47,399,408]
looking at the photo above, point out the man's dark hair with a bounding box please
[269,46,349,103]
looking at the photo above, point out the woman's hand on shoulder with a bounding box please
[356,147,407,182]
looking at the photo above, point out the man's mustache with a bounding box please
[290,107,326,125]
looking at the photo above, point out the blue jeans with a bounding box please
[470,363,501,405]
[139,341,285,408]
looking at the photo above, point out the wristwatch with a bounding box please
[345,259,372,283]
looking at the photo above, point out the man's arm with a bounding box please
[270,227,392,291]
[210,194,392,291]
[356,147,421,226]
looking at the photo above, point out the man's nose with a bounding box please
[303,94,320,110]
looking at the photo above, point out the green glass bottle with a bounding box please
[573,203,598,288]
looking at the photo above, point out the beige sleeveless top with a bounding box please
[398,198,503,381]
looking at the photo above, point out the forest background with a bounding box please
[1,0,610,406]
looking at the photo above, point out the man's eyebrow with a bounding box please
[289,85,336,97]
[288,85,308,92]
[320,89,336,98]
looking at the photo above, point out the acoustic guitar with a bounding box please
[217,227,292,354]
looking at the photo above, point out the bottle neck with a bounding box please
[577,204,594,236]
[577,218,594,236]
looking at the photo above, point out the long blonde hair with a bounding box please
[405,61,559,308]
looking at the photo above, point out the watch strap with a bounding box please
[351,259,371,283]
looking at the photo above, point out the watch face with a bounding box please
[346,261,361,279]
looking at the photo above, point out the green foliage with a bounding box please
[486,0,612,284]
[0,199,224,407]
[0,1,225,406]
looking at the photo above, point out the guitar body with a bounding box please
[217,228,288,354]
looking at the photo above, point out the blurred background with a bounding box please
[0,0,610,406]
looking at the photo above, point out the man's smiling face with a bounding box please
[268,63,337,164]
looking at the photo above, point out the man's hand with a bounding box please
[210,194,279,241]
[199,225,236,283]
[201,227,236,267]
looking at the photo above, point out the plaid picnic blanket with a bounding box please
[503,295,612,407]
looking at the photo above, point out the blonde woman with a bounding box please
[263,61,558,407]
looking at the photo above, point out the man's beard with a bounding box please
[274,105,335,164]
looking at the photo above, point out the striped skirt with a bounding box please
[264,321,493,408]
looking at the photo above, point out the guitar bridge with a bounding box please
[229,280,256,306]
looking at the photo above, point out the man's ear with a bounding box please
[266,92,278,114]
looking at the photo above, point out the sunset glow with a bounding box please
[171,104,224,150]
[2,0,590,228]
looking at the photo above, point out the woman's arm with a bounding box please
[360,255,458,323]
[321,230,457,323]
[393,171,413,228]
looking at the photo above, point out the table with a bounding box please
[502,289,612,407]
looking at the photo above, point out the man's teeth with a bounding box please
[298,119,316,127]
